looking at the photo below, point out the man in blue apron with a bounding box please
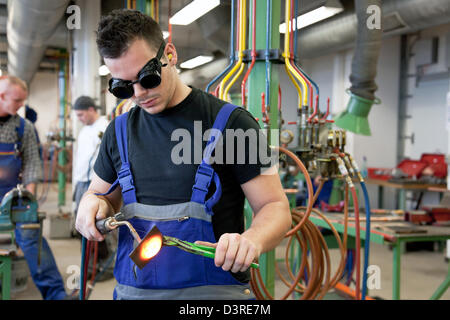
[0,75,68,300]
[76,9,291,300]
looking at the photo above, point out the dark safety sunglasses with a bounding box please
[108,42,168,99]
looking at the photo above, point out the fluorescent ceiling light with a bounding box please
[162,31,169,39]
[280,1,343,33]
[180,55,213,69]
[170,0,220,25]
[98,65,110,76]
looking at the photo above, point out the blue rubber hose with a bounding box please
[346,249,354,285]
[205,0,236,93]
[360,181,371,300]
[79,237,87,300]
[265,0,272,106]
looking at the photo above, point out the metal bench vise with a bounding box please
[0,185,46,264]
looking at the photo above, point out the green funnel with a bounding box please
[335,90,381,136]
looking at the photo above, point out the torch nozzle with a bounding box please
[95,213,141,243]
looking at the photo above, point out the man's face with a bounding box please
[104,39,176,115]
[0,85,27,116]
[75,108,96,125]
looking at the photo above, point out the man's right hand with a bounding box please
[75,192,114,241]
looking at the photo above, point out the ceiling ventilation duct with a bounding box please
[334,0,382,136]
[298,0,450,58]
[7,0,70,83]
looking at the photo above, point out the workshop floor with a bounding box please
[9,183,450,300]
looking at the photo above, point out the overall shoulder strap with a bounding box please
[96,112,137,205]
[191,104,240,215]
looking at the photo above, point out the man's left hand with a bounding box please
[195,233,261,273]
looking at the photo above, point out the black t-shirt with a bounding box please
[94,87,271,282]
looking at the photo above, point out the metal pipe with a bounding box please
[349,0,382,101]
[7,0,70,83]
[206,0,236,93]
[241,0,257,107]
[265,0,272,110]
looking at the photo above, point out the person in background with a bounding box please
[72,96,109,216]
[0,75,69,300]
[72,96,112,278]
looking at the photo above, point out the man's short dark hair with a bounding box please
[96,9,164,59]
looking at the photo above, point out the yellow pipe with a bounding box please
[150,0,154,18]
[284,64,301,109]
[224,62,245,101]
[115,99,127,117]
[220,0,246,100]
[284,0,308,107]
[223,0,247,101]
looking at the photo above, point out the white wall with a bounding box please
[404,24,450,160]
[26,72,60,143]
[402,24,450,206]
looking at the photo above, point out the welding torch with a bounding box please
[96,215,259,270]
[95,212,141,243]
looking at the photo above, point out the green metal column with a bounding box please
[245,0,281,297]
[58,59,67,207]
[392,240,402,300]
[0,256,11,300]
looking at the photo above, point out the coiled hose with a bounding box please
[250,146,349,299]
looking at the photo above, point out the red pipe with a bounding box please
[321,97,333,122]
[82,240,92,300]
[241,0,257,107]
[278,85,282,111]
[307,95,319,123]
[261,92,269,123]
[214,84,220,97]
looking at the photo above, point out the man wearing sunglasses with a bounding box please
[76,9,291,300]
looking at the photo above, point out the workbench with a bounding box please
[308,211,450,300]
[365,178,446,210]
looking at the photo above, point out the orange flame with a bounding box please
[139,235,163,260]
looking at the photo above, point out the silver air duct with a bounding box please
[7,0,70,83]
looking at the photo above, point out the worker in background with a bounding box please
[72,96,112,279]
[76,9,291,300]
[72,96,109,221]
[0,75,68,300]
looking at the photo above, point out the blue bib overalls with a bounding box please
[106,104,254,299]
[0,117,66,300]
